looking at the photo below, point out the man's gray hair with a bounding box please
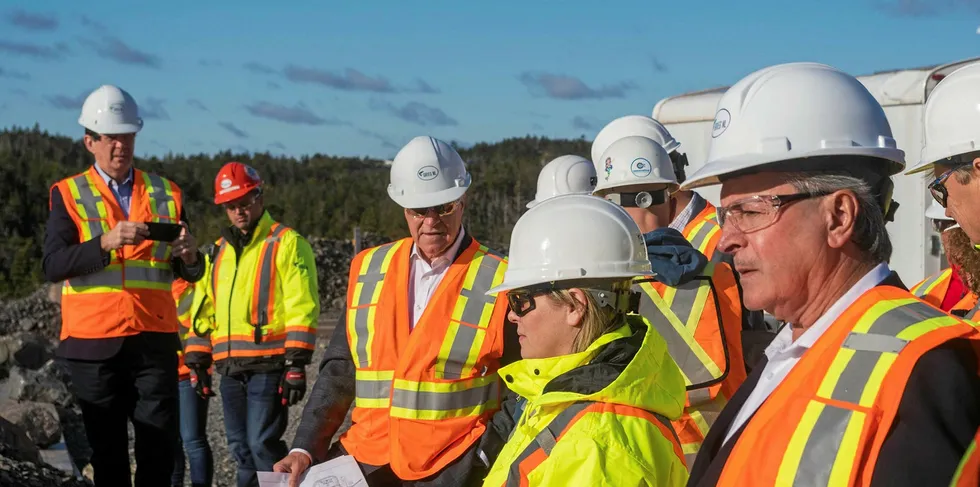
[780,171,893,264]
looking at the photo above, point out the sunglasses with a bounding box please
[928,165,965,208]
[506,288,552,317]
[407,200,460,219]
[222,191,261,212]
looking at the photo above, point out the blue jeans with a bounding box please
[172,378,214,487]
[219,371,288,487]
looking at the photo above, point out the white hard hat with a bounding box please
[592,136,679,196]
[925,199,953,221]
[906,62,980,175]
[78,85,143,134]
[387,136,472,208]
[488,194,652,294]
[526,155,596,209]
[681,62,905,191]
[591,115,680,165]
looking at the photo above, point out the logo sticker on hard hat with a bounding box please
[245,165,260,181]
[604,157,613,181]
[417,165,439,181]
[711,109,731,138]
[630,158,652,178]
[220,178,233,189]
[109,103,124,114]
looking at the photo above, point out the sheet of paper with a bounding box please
[257,455,367,487]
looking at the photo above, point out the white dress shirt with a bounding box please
[408,227,466,330]
[722,262,892,445]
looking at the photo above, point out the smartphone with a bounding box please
[145,222,183,242]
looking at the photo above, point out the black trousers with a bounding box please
[65,335,179,487]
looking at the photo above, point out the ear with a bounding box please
[564,289,589,329]
[972,156,980,173]
[83,135,96,154]
[825,190,859,250]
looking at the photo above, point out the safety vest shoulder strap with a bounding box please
[683,202,721,258]
[59,170,112,243]
[136,169,181,222]
[347,238,410,369]
[911,268,952,300]
[501,401,682,487]
[432,241,508,380]
[251,222,290,327]
[633,263,727,392]
[768,292,971,485]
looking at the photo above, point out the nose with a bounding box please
[507,308,520,323]
[717,220,744,256]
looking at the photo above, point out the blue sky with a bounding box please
[0,0,978,159]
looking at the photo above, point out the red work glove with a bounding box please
[189,365,216,399]
[279,366,306,406]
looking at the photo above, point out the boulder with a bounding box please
[3,332,56,370]
[0,415,40,464]
[0,365,73,408]
[0,402,62,448]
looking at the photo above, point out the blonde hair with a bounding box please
[546,280,632,354]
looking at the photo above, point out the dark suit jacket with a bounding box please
[688,273,980,487]
[43,183,205,361]
[292,234,521,463]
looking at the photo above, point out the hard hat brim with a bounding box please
[925,201,953,221]
[486,270,653,296]
[79,119,143,135]
[388,185,468,209]
[680,147,906,191]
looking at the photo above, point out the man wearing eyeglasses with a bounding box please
[683,62,980,487]
[186,161,320,487]
[275,136,518,487]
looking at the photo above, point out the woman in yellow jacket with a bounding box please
[479,194,689,487]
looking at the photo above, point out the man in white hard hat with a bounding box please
[905,62,980,322]
[274,136,519,487]
[42,84,205,487]
[591,115,773,369]
[525,154,596,208]
[591,135,747,468]
[684,62,980,487]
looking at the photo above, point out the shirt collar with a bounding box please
[668,192,706,232]
[411,227,466,269]
[93,163,134,187]
[765,262,892,357]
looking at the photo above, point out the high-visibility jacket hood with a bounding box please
[500,314,686,421]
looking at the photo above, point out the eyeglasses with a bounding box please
[407,200,460,220]
[222,191,261,212]
[928,165,966,208]
[717,192,830,233]
[506,288,552,317]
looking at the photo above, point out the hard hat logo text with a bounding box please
[630,158,652,178]
[711,109,731,138]
[417,165,440,181]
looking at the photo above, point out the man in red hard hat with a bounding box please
[185,162,320,487]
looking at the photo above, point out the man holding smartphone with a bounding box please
[42,84,205,487]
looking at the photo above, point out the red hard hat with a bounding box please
[214,162,263,205]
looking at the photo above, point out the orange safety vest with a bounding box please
[910,268,954,310]
[953,293,980,322]
[951,430,980,487]
[715,285,978,486]
[53,166,182,340]
[633,262,746,467]
[682,199,723,262]
[340,236,509,480]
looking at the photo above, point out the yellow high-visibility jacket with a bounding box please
[192,211,320,374]
[481,315,689,487]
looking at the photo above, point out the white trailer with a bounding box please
[652,57,980,286]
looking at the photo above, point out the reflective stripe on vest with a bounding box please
[502,401,682,487]
[686,213,720,257]
[349,241,505,420]
[634,264,725,391]
[142,172,178,262]
[951,435,980,487]
[435,245,508,380]
[177,286,195,319]
[252,224,288,328]
[348,240,406,368]
[911,268,951,299]
[65,172,112,243]
[774,299,961,486]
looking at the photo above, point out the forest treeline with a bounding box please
[0,125,591,297]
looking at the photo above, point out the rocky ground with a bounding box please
[0,235,387,487]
